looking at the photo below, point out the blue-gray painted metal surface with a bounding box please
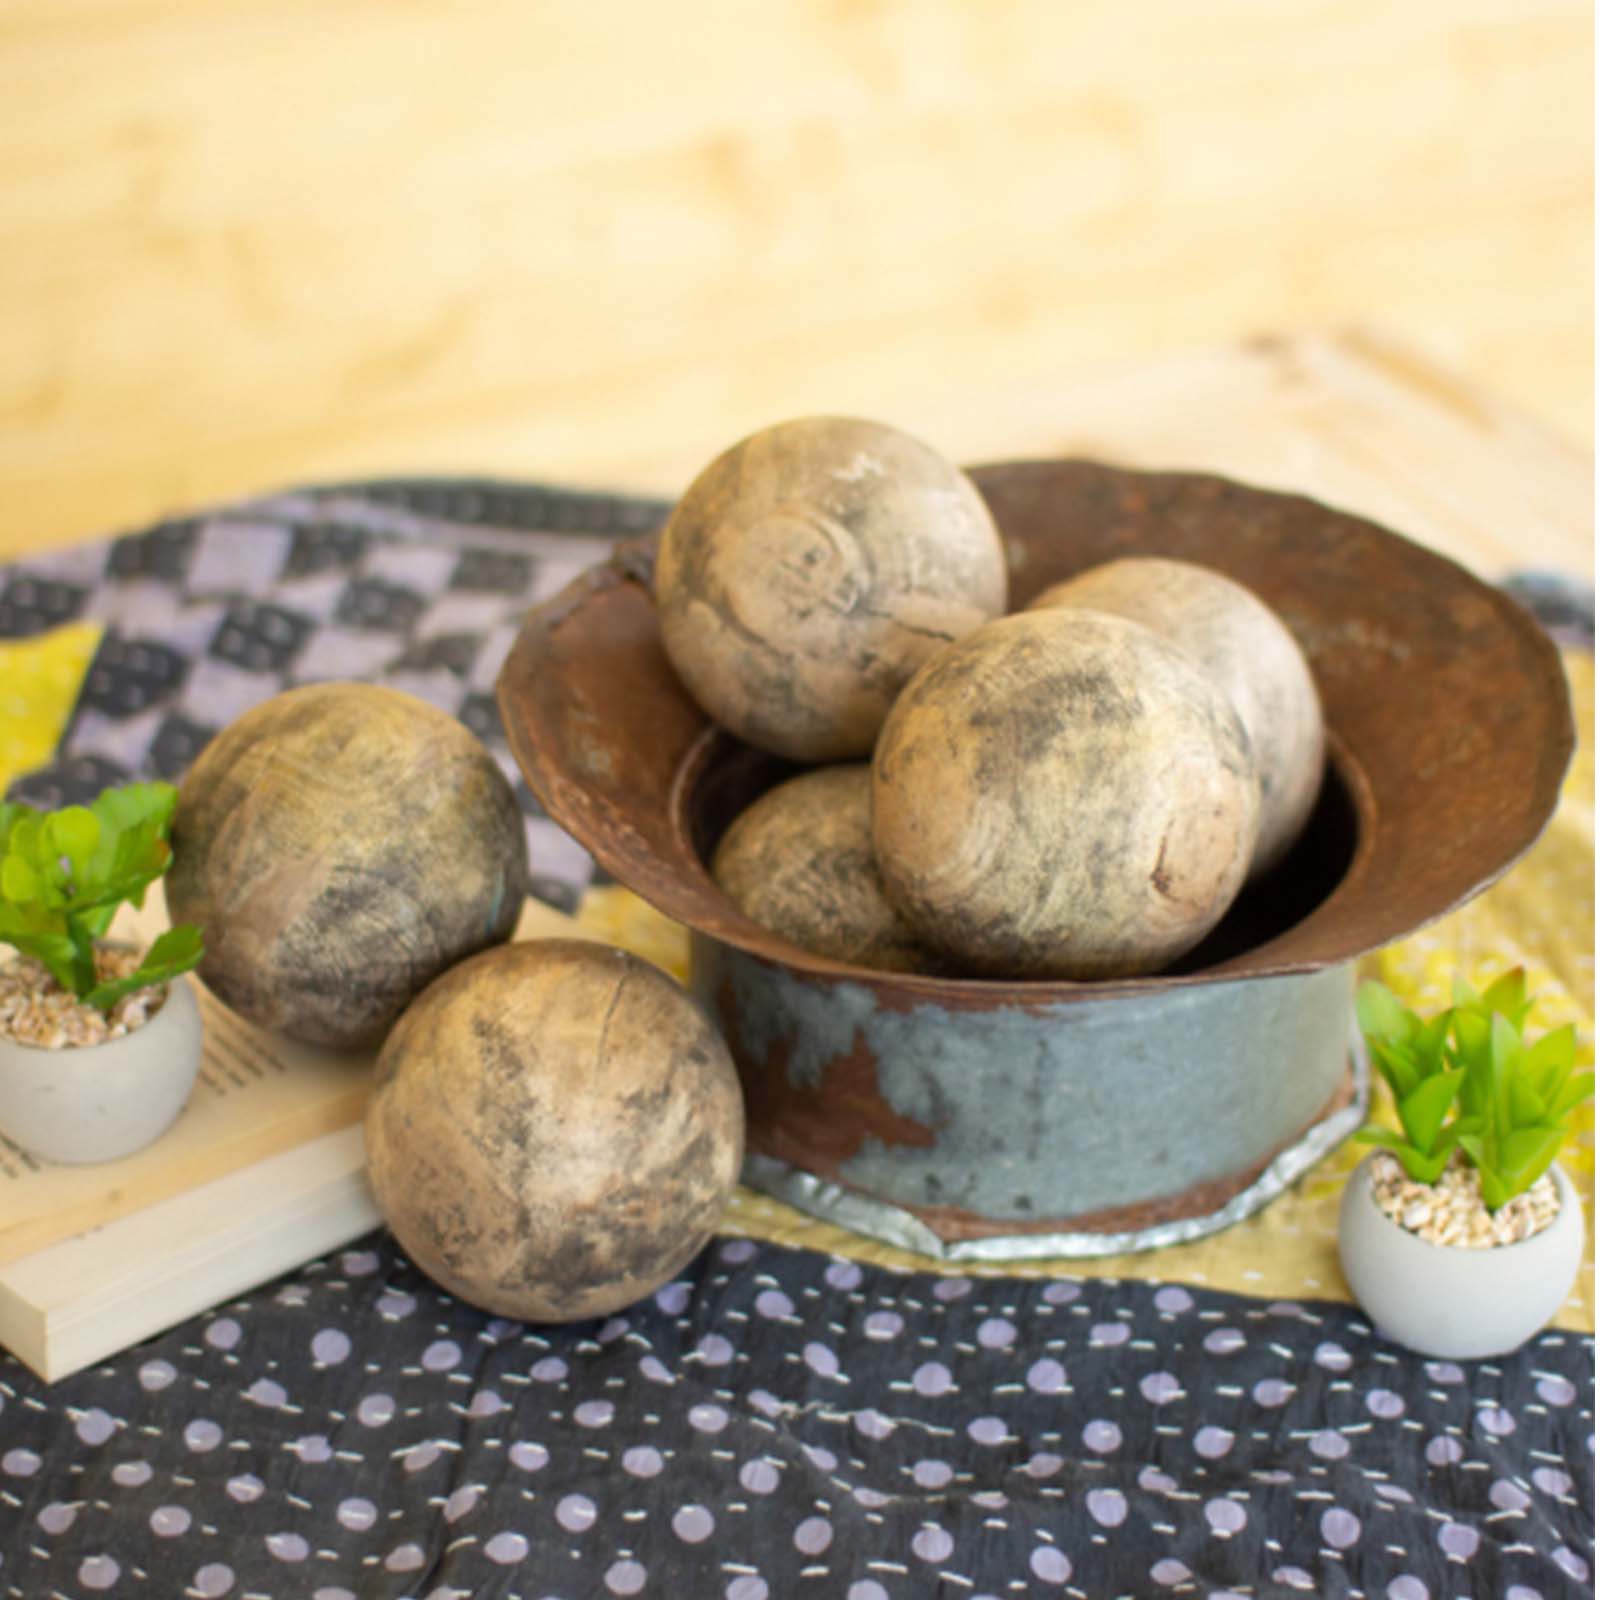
[694,933,1362,1256]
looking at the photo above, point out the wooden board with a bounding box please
[2,327,1592,584]
[0,0,1590,559]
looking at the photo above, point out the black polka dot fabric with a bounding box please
[0,1234,1591,1598]
[2,478,1593,1598]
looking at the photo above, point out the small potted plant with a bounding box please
[1338,969,1592,1360]
[0,783,205,1164]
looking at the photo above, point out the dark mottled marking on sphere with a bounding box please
[655,416,1008,761]
[166,682,527,1050]
[364,941,745,1323]
[871,610,1261,980]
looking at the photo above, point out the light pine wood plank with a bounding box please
[0,0,1590,561]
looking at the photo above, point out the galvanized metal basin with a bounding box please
[497,460,1573,1257]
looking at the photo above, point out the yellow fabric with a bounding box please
[0,623,103,797]
[578,652,1595,1330]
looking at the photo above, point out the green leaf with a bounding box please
[1509,1073,1548,1127]
[1353,1124,1407,1150]
[1394,1144,1452,1185]
[1451,1009,1492,1119]
[1490,1009,1521,1067]
[1,854,39,903]
[1552,1071,1595,1118]
[1369,1037,1422,1100]
[0,930,81,993]
[0,783,186,1001]
[1451,1005,1490,1064]
[9,812,43,862]
[1418,1011,1453,1068]
[82,923,204,1013]
[1498,1126,1566,1194]
[1482,967,1529,1028]
[1477,1167,1513,1212]
[1354,1125,1448,1182]
[0,801,34,853]
[145,922,204,971]
[4,812,71,908]
[1522,1024,1577,1099]
[91,781,176,835]
[1398,1068,1467,1154]
[44,806,101,879]
[1497,1126,1561,1177]
[1490,1012,1521,1130]
[65,917,98,997]
[1357,981,1412,1044]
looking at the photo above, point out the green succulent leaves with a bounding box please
[1449,975,1590,1212]
[0,783,205,1013]
[1356,969,1592,1213]
[1354,981,1467,1184]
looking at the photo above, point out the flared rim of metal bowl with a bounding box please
[496,458,1575,999]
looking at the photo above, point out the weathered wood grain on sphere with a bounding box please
[167,682,527,1050]
[654,416,1007,761]
[1030,557,1325,879]
[872,611,1260,980]
[712,764,941,974]
[364,940,745,1323]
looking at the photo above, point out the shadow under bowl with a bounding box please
[496,460,1574,1258]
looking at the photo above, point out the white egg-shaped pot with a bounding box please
[0,975,202,1165]
[1337,1151,1586,1360]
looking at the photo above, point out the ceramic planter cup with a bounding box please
[0,977,203,1165]
[1338,1151,1586,1360]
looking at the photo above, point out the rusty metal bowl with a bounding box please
[496,460,1574,1259]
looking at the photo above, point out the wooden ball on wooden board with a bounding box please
[364,939,745,1323]
[167,682,527,1050]
[654,416,1008,762]
[1029,556,1324,878]
[712,764,942,973]
[871,610,1260,980]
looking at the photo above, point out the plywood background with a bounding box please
[1,0,1591,561]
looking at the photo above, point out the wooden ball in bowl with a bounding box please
[655,416,1007,761]
[711,764,941,974]
[1030,555,1324,879]
[871,609,1261,980]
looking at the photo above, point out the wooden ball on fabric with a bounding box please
[364,940,745,1322]
[654,416,1008,761]
[167,682,527,1050]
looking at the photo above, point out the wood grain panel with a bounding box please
[0,0,1590,559]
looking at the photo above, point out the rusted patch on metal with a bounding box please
[721,976,940,1176]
